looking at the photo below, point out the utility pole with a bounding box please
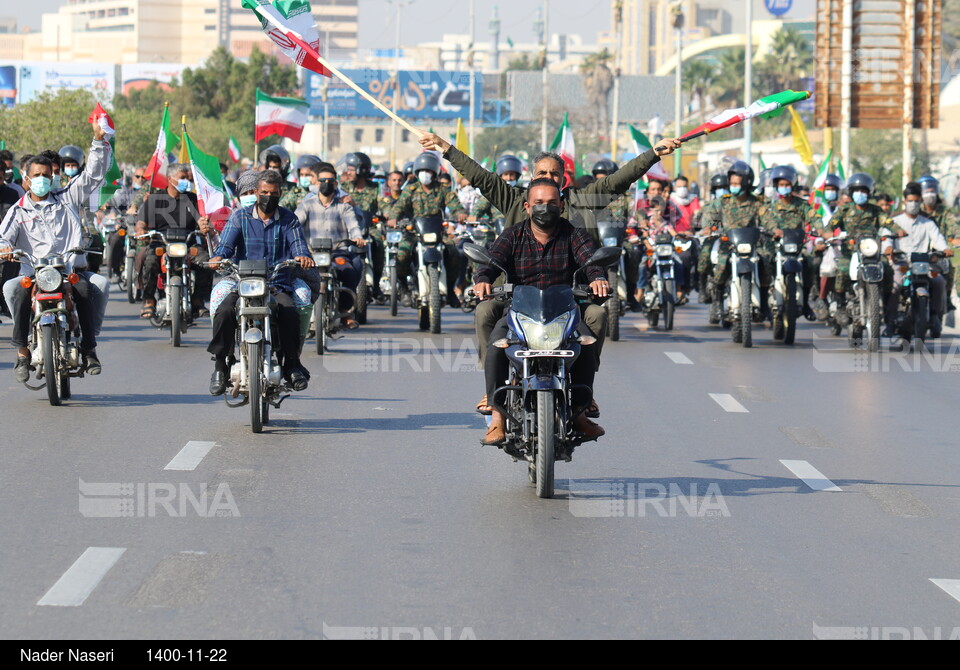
[610,0,623,159]
[389,0,413,170]
[671,3,684,176]
[469,0,477,153]
[903,0,915,188]
[535,2,550,150]
[840,0,852,178]
[744,0,753,168]
[489,5,501,73]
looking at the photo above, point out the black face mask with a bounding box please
[318,182,336,197]
[530,203,561,230]
[258,194,280,216]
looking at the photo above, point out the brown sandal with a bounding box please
[476,394,492,415]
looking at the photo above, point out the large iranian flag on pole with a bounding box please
[143,107,177,189]
[630,125,669,180]
[681,90,811,140]
[549,112,576,179]
[241,0,331,77]
[255,89,309,143]
[183,130,228,221]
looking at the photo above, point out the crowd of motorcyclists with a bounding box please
[3,116,960,451]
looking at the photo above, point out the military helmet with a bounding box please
[58,145,85,167]
[259,145,291,172]
[591,158,619,177]
[294,154,322,171]
[770,164,798,186]
[344,152,373,178]
[496,155,523,177]
[709,173,729,191]
[846,172,875,194]
[412,152,442,175]
[727,160,755,192]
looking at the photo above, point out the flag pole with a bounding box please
[252,6,424,137]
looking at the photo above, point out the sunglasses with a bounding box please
[134,174,144,179]
[317,178,337,184]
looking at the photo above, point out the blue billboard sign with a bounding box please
[307,69,482,120]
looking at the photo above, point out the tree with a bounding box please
[682,59,716,124]
[849,128,930,199]
[579,49,614,136]
[0,89,100,159]
[473,124,540,163]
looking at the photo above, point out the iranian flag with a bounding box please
[255,89,309,143]
[549,112,576,179]
[87,102,115,137]
[241,0,331,77]
[681,90,811,140]
[183,130,230,225]
[630,125,669,180]
[86,102,121,211]
[142,107,178,189]
[228,136,241,163]
[809,150,832,216]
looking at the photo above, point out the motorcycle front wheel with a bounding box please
[866,283,882,352]
[314,295,326,356]
[125,258,137,303]
[607,270,620,342]
[42,325,63,406]
[249,341,263,434]
[913,294,929,344]
[389,266,399,317]
[428,264,442,334]
[663,279,676,331]
[356,271,369,325]
[783,274,798,345]
[535,391,556,499]
[170,284,182,347]
[740,275,753,348]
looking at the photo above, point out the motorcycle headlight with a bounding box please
[516,312,572,351]
[36,266,63,292]
[167,242,189,258]
[736,243,753,254]
[313,252,332,267]
[238,278,266,297]
[859,238,879,257]
[656,244,674,257]
[386,231,402,243]
[911,262,930,276]
[603,237,619,247]
[421,232,438,244]
[782,243,799,254]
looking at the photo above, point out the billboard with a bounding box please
[307,69,482,119]
[121,63,189,95]
[16,62,116,104]
[0,65,15,108]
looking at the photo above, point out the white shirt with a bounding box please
[892,212,948,254]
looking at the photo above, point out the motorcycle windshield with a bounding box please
[596,221,626,244]
[415,216,444,237]
[781,228,805,245]
[238,260,268,277]
[511,285,576,324]
[494,218,506,234]
[730,227,761,246]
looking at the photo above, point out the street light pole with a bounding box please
[389,0,413,170]
[671,3,684,177]
[744,0,754,168]
[610,0,623,159]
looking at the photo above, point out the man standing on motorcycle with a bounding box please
[887,181,952,331]
[295,162,364,329]
[759,165,819,320]
[710,161,766,307]
[208,169,314,395]
[384,152,466,307]
[0,119,109,380]
[135,163,214,319]
[472,179,609,445]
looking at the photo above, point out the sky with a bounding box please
[17,1,613,47]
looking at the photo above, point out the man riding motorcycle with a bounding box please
[471,155,521,222]
[0,120,110,380]
[341,151,386,299]
[473,179,609,445]
[208,169,314,395]
[918,175,960,308]
[280,154,322,211]
[710,161,766,306]
[695,173,729,302]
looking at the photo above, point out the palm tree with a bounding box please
[708,49,745,109]
[682,59,716,123]
[580,49,615,135]
[756,28,813,92]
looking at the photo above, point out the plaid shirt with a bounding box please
[474,219,605,288]
[214,205,309,292]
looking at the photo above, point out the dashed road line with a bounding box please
[930,579,960,606]
[164,441,216,471]
[37,547,126,607]
[779,460,842,492]
[709,393,749,413]
[665,352,693,365]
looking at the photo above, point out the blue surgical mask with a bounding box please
[777,186,792,198]
[64,167,79,178]
[299,176,312,189]
[714,188,728,198]
[730,185,742,196]
[506,180,518,187]
[176,179,192,193]
[852,191,868,206]
[824,189,838,202]
[30,176,53,197]
[239,194,257,208]
[132,182,141,190]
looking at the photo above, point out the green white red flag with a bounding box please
[228,136,241,163]
[809,150,832,217]
[86,102,121,211]
[142,107,178,189]
[680,90,811,140]
[255,88,309,143]
[549,112,576,180]
[241,0,331,77]
[630,125,669,180]
[183,130,230,224]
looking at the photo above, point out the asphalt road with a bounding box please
[1,285,959,640]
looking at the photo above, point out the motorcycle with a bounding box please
[123,220,140,304]
[458,221,495,314]
[10,248,99,406]
[462,242,620,499]
[827,231,884,351]
[770,228,806,345]
[891,249,944,344]
[725,227,763,348]
[596,220,627,341]
[380,223,410,318]
[137,230,199,347]
[310,238,360,356]
[643,232,678,331]
[216,258,302,434]
[412,215,448,334]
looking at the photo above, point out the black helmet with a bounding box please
[59,145,85,167]
[259,145,291,172]
[709,173,729,191]
[412,152,441,175]
[591,158,619,177]
[824,173,843,190]
[918,175,940,194]
[294,154,322,171]
[496,155,523,177]
[344,152,372,178]
[403,161,415,176]
[727,160,755,192]
[770,164,798,186]
[846,172,875,194]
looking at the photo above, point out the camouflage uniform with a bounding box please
[923,201,960,297]
[759,194,819,304]
[829,202,894,293]
[343,181,385,292]
[711,194,766,285]
[472,195,505,221]
[697,198,724,278]
[279,184,311,212]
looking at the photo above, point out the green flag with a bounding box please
[93,137,123,210]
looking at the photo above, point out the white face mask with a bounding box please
[417,171,434,186]
[674,186,689,199]
[922,193,938,206]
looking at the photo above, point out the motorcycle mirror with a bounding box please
[584,246,622,268]
[462,242,494,266]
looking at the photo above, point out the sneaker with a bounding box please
[14,356,30,383]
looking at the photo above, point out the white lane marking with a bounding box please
[164,441,216,471]
[930,579,960,605]
[709,393,749,413]
[665,352,693,365]
[37,547,126,607]
[779,460,843,492]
